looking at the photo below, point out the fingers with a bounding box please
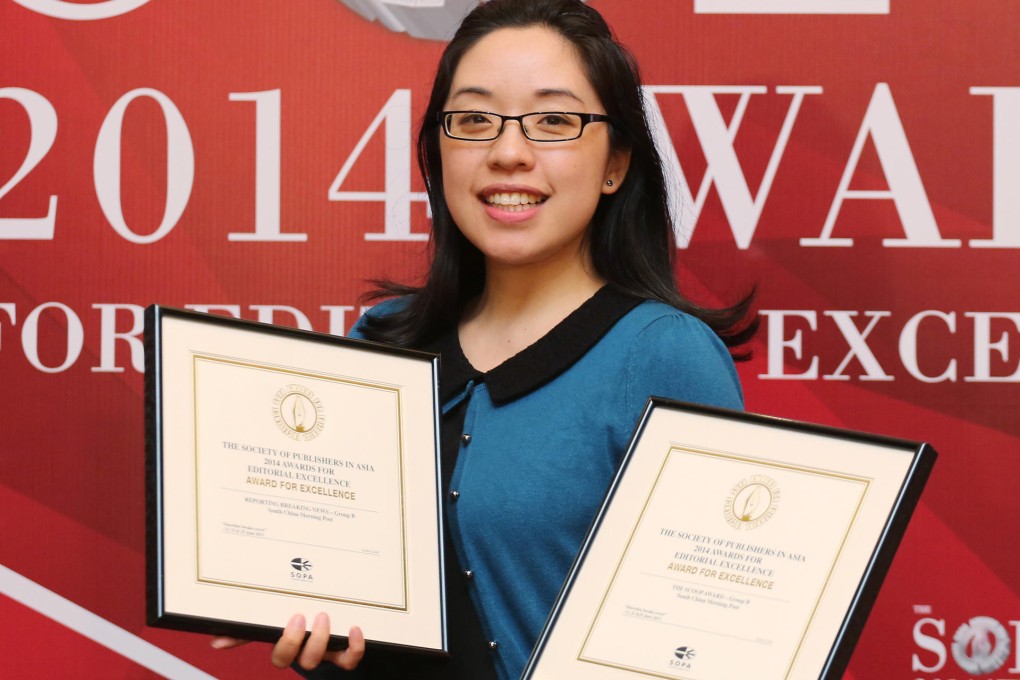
[270,614,308,669]
[295,612,332,670]
[325,625,365,671]
[210,636,250,650]
[271,612,366,672]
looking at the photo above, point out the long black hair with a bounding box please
[360,0,756,356]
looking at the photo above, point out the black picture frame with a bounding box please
[145,304,447,656]
[523,398,936,679]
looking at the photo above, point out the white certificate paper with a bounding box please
[146,306,445,654]
[193,355,409,610]
[523,400,935,680]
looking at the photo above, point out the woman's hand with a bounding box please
[211,613,366,671]
[273,613,365,671]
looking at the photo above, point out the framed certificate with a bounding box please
[144,305,446,655]
[523,398,936,680]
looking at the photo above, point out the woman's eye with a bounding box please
[458,114,491,126]
[535,114,580,130]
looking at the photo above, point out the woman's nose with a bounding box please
[486,120,535,170]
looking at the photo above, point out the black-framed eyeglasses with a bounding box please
[438,110,611,142]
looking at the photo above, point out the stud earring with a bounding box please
[606,179,614,187]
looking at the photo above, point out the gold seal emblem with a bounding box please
[273,384,325,441]
[724,474,780,530]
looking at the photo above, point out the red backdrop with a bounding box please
[1,0,1017,677]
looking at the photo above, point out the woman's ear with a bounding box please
[602,147,632,194]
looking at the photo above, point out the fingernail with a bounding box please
[286,614,305,632]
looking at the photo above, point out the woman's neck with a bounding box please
[458,256,606,372]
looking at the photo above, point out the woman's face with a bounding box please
[439,26,629,272]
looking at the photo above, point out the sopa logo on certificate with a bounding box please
[273,384,325,441]
[290,557,314,581]
[724,475,780,530]
[667,645,696,672]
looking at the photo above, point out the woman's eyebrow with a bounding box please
[449,86,493,99]
[535,88,584,104]
[449,86,585,105]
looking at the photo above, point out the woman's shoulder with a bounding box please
[616,299,724,346]
[610,298,744,410]
[348,296,413,339]
[362,296,412,319]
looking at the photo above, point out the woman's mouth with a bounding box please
[482,191,547,212]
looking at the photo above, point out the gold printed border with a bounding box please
[575,444,870,679]
[191,353,411,612]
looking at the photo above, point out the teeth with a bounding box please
[485,192,545,209]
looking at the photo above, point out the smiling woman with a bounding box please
[436,23,629,345]
[222,1,755,679]
[364,0,754,358]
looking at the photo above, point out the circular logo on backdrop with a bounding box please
[338,0,589,41]
[12,0,152,21]
[951,616,1012,675]
[724,475,780,530]
[273,384,324,441]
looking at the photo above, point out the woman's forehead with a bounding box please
[446,26,600,109]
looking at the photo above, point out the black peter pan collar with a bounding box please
[423,285,642,405]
